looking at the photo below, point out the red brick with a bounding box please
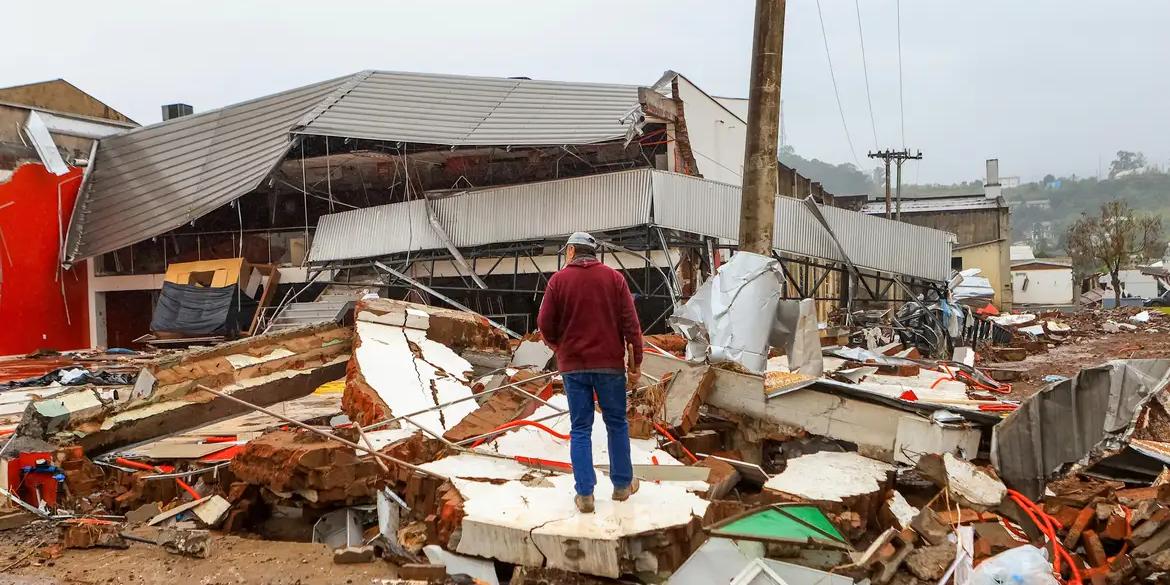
[1063,506,1096,550]
[1082,530,1108,569]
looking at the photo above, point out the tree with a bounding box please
[1109,150,1147,178]
[1066,200,1163,306]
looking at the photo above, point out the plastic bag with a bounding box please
[969,545,1059,585]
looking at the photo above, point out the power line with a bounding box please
[853,0,879,149]
[896,0,906,148]
[815,0,861,169]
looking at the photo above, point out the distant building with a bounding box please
[1012,258,1074,307]
[1010,245,1035,261]
[856,159,1014,309]
[1000,176,1021,188]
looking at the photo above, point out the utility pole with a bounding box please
[867,149,922,219]
[737,0,786,255]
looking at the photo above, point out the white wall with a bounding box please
[1098,270,1161,298]
[675,77,747,185]
[1012,267,1074,305]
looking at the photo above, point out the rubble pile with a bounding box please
[1,298,1168,584]
[990,307,1164,345]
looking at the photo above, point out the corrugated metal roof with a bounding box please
[63,70,647,263]
[296,71,642,146]
[651,171,954,282]
[859,196,1002,215]
[309,169,953,282]
[308,199,443,264]
[992,359,1170,499]
[63,75,351,263]
[307,170,653,263]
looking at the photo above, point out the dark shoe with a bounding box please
[612,478,640,502]
[575,494,595,513]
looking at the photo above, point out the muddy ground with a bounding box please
[0,527,398,585]
[991,329,1170,398]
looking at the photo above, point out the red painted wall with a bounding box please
[0,163,89,356]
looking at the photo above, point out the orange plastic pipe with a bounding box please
[469,419,570,448]
[115,457,201,500]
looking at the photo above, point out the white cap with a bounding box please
[562,231,598,251]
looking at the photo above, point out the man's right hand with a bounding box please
[627,364,641,390]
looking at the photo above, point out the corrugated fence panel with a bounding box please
[653,171,952,282]
[308,199,443,263]
[434,169,653,248]
[309,170,653,263]
[815,204,952,282]
[651,171,740,241]
[308,168,950,281]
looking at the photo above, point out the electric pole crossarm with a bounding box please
[867,149,922,220]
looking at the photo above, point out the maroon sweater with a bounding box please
[537,258,643,373]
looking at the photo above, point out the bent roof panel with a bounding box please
[63,75,352,263]
[296,71,642,145]
[64,70,645,263]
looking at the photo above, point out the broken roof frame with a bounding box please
[62,69,653,266]
[62,68,952,286]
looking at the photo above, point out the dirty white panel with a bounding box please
[354,321,476,435]
[22,111,70,175]
[893,416,982,465]
[454,474,708,578]
[763,451,893,502]
[419,453,530,481]
[224,347,296,369]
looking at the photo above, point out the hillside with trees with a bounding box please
[1006,151,1170,251]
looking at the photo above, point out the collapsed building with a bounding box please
[51,69,953,352]
[5,67,1167,585]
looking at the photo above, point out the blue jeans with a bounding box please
[562,372,634,496]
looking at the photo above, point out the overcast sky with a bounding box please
[4,1,1167,184]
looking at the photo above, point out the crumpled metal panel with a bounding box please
[307,199,442,263]
[651,172,953,282]
[22,111,70,176]
[432,169,652,248]
[308,170,653,263]
[991,359,1170,499]
[297,71,642,146]
[64,75,350,263]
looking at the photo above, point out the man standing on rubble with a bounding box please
[537,231,643,513]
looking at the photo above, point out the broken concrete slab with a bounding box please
[230,429,381,505]
[643,353,994,465]
[343,300,510,433]
[662,365,715,435]
[918,453,1007,512]
[882,491,919,532]
[60,519,127,549]
[763,451,894,538]
[451,473,707,578]
[353,298,510,354]
[19,323,352,455]
[904,544,956,581]
[696,457,739,500]
[344,316,477,434]
[510,340,555,370]
[333,545,376,564]
[477,395,709,494]
[192,495,231,527]
[893,415,981,465]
